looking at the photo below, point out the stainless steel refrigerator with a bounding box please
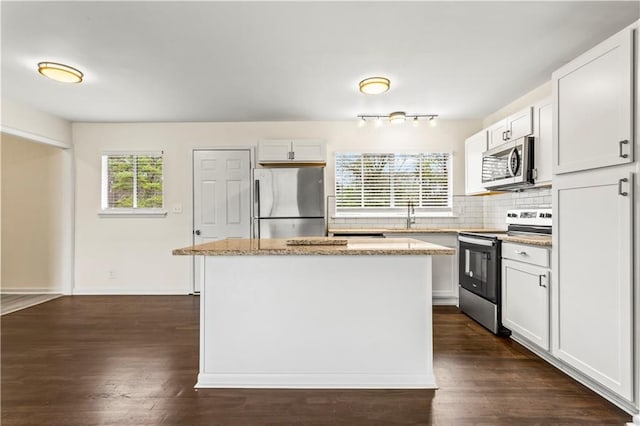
[253,167,325,238]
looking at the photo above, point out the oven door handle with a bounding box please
[459,236,495,247]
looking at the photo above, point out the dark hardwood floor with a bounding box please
[1,296,631,425]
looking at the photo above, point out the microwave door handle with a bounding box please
[507,148,517,177]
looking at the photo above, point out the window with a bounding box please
[100,152,165,215]
[335,152,452,216]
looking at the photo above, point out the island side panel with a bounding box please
[197,254,435,389]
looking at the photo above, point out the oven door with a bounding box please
[458,235,499,303]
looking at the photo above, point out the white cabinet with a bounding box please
[258,140,325,163]
[387,233,458,304]
[465,130,489,195]
[532,98,552,185]
[502,243,550,351]
[258,140,291,162]
[486,107,533,150]
[552,167,634,401]
[552,27,634,175]
[551,22,637,405]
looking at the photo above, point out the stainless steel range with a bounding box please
[458,208,552,335]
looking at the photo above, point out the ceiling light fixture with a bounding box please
[389,111,406,124]
[37,62,83,83]
[359,77,390,95]
[358,113,438,126]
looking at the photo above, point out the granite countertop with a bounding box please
[328,227,553,247]
[328,228,506,235]
[499,235,552,247]
[173,237,456,256]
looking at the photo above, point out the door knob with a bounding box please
[194,230,201,236]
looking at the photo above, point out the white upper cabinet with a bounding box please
[487,107,533,150]
[258,140,326,164]
[486,120,508,150]
[532,98,553,185]
[291,140,326,162]
[552,27,634,174]
[507,106,534,142]
[465,130,489,195]
[258,140,292,162]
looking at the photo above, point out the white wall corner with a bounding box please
[1,98,72,147]
[482,81,552,128]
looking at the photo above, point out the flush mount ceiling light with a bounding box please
[37,62,83,83]
[359,77,390,95]
[358,113,438,126]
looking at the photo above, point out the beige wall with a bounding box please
[72,119,481,294]
[482,81,551,128]
[1,99,72,146]
[1,134,67,292]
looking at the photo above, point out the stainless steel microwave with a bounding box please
[482,136,534,190]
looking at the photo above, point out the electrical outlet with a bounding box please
[172,204,183,214]
[108,270,116,280]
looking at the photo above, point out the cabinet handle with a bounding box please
[291,151,295,160]
[619,140,629,159]
[514,250,527,256]
[538,274,547,288]
[505,129,511,140]
[618,178,629,196]
[502,131,506,141]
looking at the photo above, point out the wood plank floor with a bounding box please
[1,296,631,425]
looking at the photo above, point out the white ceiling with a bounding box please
[2,1,639,123]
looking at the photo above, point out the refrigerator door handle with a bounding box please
[254,180,261,238]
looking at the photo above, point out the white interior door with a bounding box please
[193,149,251,293]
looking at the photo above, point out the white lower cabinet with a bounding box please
[502,256,550,351]
[552,167,634,402]
[387,233,458,304]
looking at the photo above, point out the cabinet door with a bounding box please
[506,106,533,141]
[487,120,508,150]
[465,130,488,195]
[258,140,291,162]
[292,140,325,162]
[533,99,553,185]
[553,28,634,174]
[502,259,549,350]
[552,169,633,400]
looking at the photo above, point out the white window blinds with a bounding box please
[335,152,451,213]
[101,152,164,210]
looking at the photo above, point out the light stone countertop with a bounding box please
[328,228,553,247]
[328,228,506,234]
[173,237,456,256]
[499,235,552,247]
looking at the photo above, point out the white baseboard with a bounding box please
[196,373,438,389]
[432,296,458,306]
[1,287,63,294]
[72,286,190,295]
[510,333,638,418]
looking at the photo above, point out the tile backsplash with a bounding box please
[482,187,551,229]
[328,187,551,230]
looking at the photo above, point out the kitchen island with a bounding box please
[173,237,455,389]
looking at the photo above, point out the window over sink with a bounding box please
[334,152,452,216]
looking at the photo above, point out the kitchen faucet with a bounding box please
[406,200,416,229]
